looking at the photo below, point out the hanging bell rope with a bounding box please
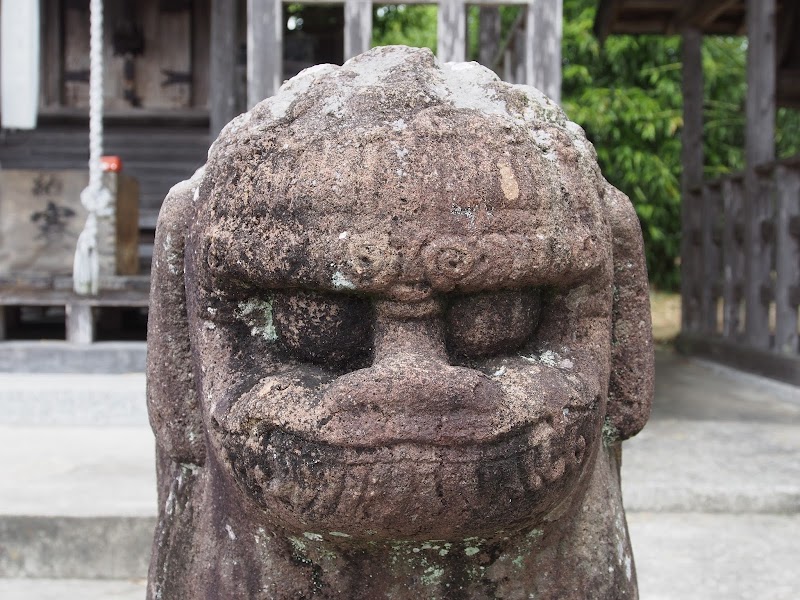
[74,0,112,295]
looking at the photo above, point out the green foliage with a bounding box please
[700,36,746,178]
[372,5,523,64]
[777,108,800,159]
[561,0,684,289]
[562,0,799,290]
[467,6,480,61]
[372,5,438,52]
[701,37,800,174]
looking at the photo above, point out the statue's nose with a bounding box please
[317,299,505,446]
[371,298,449,365]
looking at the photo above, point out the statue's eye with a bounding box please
[445,289,542,358]
[271,290,373,369]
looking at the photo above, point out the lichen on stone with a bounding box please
[331,271,356,290]
[235,298,277,341]
[602,417,621,446]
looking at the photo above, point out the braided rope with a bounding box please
[74,0,111,295]
[87,0,104,196]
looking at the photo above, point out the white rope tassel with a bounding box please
[74,0,112,295]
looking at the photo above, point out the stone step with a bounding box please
[0,426,155,580]
[0,578,147,600]
[0,516,154,580]
[0,341,147,375]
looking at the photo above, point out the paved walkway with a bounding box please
[624,350,800,600]
[0,349,798,599]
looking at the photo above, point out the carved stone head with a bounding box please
[147,46,653,599]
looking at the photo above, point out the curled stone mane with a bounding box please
[206,45,601,192]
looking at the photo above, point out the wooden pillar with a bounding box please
[721,176,745,339]
[524,0,562,103]
[0,307,20,340]
[514,30,526,84]
[680,28,704,335]
[701,183,722,334]
[437,0,466,63]
[503,47,514,83]
[66,303,95,344]
[478,7,501,69]
[774,165,800,354]
[210,0,239,141]
[1,0,39,128]
[41,0,63,108]
[344,1,372,61]
[248,0,283,109]
[743,0,776,349]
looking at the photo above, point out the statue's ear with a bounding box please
[147,169,206,466]
[602,183,654,440]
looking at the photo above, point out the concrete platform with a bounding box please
[629,512,800,600]
[622,419,800,513]
[0,373,146,426]
[652,350,800,424]
[0,426,155,579]
[0,349,798,598]
[0,578,146,600]
[0,341,147,374]
[0,426,155,517]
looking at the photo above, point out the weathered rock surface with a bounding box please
[146,46,654,599]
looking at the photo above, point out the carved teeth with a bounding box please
[227,412,592,526]
[525,418,586,486]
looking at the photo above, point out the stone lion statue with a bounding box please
[147,46,653,599]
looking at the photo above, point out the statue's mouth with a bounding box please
[216,414,593,540]
[205,356,601,538]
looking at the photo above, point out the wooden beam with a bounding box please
[478,7,501,69]
[680,28,704,335]
[514,24,526,84]
[774,165,800,355]
[777,68,800,109]
[344,0,372,60]
[437,0,466,63]
[41,0,62,109]
[525,0,563,103]
[0,290,150,306]
[668,0,739,34]
[743,0,776,349]
[210,0,239,141]
[502,47,513,83]
[594,0,621,43]
[490,8,525,72]
[193,0,211,110]
[247,0,283,108]
[776,0,798,66]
